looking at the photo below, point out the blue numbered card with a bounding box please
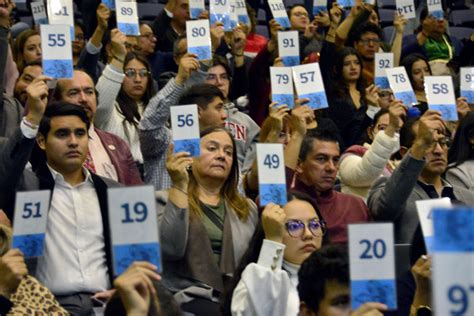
[31,2,48,25]
[375,53,393,89]
[102,0,115,10]
[270,66,295,108]
[171,104,201,157]
[415,198,452,253]
[432,208,474,316]
[349,223,397,310]
[189,0,205,19]
[186,20,212,61]
[108,186,162,275]
[460,67,474,103]
[116,1,140,36]
[210,0,231,31]
[235,0,250,25]
[12,191,51,258]
[396,0,416,20]
[425,76,458,121]
[278,31,300,67]
[338,0,355,8]
[313,0,327,15]
[292,63,329,110]
[40,24,73,79]
[386,67,417,107]
[257,144,287,206]
[268,0,290,29]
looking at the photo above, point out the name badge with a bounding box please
[432,208,474,316]
[257,144,287,206]
[375,53,394,89]
[47,0,74,39]
[268,0,290,29]
[170,104,201,157]
[292,63,328,110]
[425,76,458,121]
[278,31,300,67]
[31,2,48,25]
[235,0,250,25]
[189,0,205,19]
[210,0,231,31]
[396,0,416,19]
[186,19,212,60]
[108,186,162,275]
[415,198,452,253]
[349,223,397,310]
[427,0,443,19]
[313,0,327,15]
[271,66,295,108]
[12,191,51,258]
[41,24,73,78]
[386,67,417,107]
[116,1,139,35]
[337,0,355,8]
[460,67,474,103]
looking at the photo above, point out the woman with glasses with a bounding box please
[96,51,157,175]
[227,192,327,316]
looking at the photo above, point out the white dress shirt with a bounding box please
[88,125,118,181]
[36,165,111,295]
[231,240,300,316]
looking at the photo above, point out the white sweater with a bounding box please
[339,131,400,200]
[95,64,144,163]
[231,240,300,316]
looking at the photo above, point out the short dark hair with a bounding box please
[297,245,350,313]
[39,102,91,138]
[349,22,384,46]
[178,83,224,110]
[211,54,233,78]
[299,128,340,162]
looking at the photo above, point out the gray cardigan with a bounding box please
[156,191,258,295]
[368,153,474,244]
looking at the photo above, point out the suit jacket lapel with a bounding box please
[91,173,114,284]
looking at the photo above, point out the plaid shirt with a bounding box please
[139,78,185,190]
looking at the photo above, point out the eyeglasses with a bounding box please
[206,73,230,82]
[124,69,150,78]
[359,38,382,46]
[74,35,85,41]
[378,91,394,99]
[292,12,308,18]
[430,137,451,149]
[285,218,327,238]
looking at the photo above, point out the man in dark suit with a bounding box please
[53,69,143,185]
[0,78,119,314]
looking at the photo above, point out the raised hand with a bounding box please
[365,84,380,106]
[385,99,406,137]
[176,53,200,85]
[166,143,193,190]
[262,203,286,243]
[96,3,111,31]
[393,13,407,35]
[411,110,446,159]
[113,261,161,316]
[110,28,127,63]
[25,76,52,126]
[0,249,28,298]
[211,21,225,52]
[351,302,388,316]
[290,101,314,136]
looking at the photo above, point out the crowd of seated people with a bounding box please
[0,0,473,315]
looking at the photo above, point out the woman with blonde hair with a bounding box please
[158,127,258,314]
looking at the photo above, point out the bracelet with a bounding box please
[22,117,39,130]
[171,185,187,195]
[113,54,124,63]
